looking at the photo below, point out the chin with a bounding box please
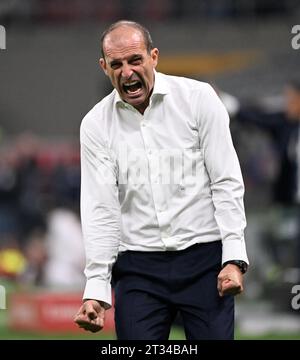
[128,97,145,107]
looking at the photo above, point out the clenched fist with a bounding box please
[217,263,244,297]
[74,300,106,333]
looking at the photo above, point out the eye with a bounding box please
[110,62,121,70]
[131,58,142,65]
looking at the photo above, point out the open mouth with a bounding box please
[122,80,143,96]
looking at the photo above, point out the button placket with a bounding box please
[140,113,167,230]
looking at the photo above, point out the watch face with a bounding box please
[236,261,248,273]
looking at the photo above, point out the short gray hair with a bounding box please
[100,20,153,58]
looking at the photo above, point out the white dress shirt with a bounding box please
[80,71,248,308]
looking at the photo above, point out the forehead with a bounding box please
[103,27,147,60]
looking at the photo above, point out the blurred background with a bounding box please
[0,0,300,340]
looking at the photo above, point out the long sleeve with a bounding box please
[197,84,248,265]
[80,124,121,309]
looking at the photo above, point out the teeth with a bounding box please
[124,81,139,86]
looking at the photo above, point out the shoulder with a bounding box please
[80,91,116,146]
[158,72,214,96]
[158,72,222,119]
[81,91,115,132]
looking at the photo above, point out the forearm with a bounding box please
[211,176,248,264]
[80,125,121,309]
[81,202,120,309]
[197,84,248,265]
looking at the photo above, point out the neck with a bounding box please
[134,99,149,114]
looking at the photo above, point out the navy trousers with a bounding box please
[112,241,234,340]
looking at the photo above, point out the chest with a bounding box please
[108,100,200,153]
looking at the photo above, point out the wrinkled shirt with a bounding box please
[80,71,248,308]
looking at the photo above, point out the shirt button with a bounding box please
[162,230,170,237]
[141,122,146,127]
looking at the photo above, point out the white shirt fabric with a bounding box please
[80,71,248,308]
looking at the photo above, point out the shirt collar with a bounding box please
[113,70,168,108]
[152,70,169,96]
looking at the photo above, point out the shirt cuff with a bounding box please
[222,238,249,265]
[83,278,112,310]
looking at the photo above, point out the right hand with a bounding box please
[74,299,106,333]
[217,264,244,297]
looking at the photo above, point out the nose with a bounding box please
[121,63,133,79]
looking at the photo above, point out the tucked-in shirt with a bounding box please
[80,71,248,308]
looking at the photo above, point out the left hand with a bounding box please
[217,264,244,297]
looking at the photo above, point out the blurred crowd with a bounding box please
[1,81,300,303]
[1,0,299,25]
[0,133,84,289]
[223,80,300,309]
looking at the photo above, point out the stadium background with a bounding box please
[0,0,300,339]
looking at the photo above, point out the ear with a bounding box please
[99,58,108,76]
[151,48,159,68]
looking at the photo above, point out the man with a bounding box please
[236,81,300,277]
[236,81,300,205]
[74,20,248,340]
